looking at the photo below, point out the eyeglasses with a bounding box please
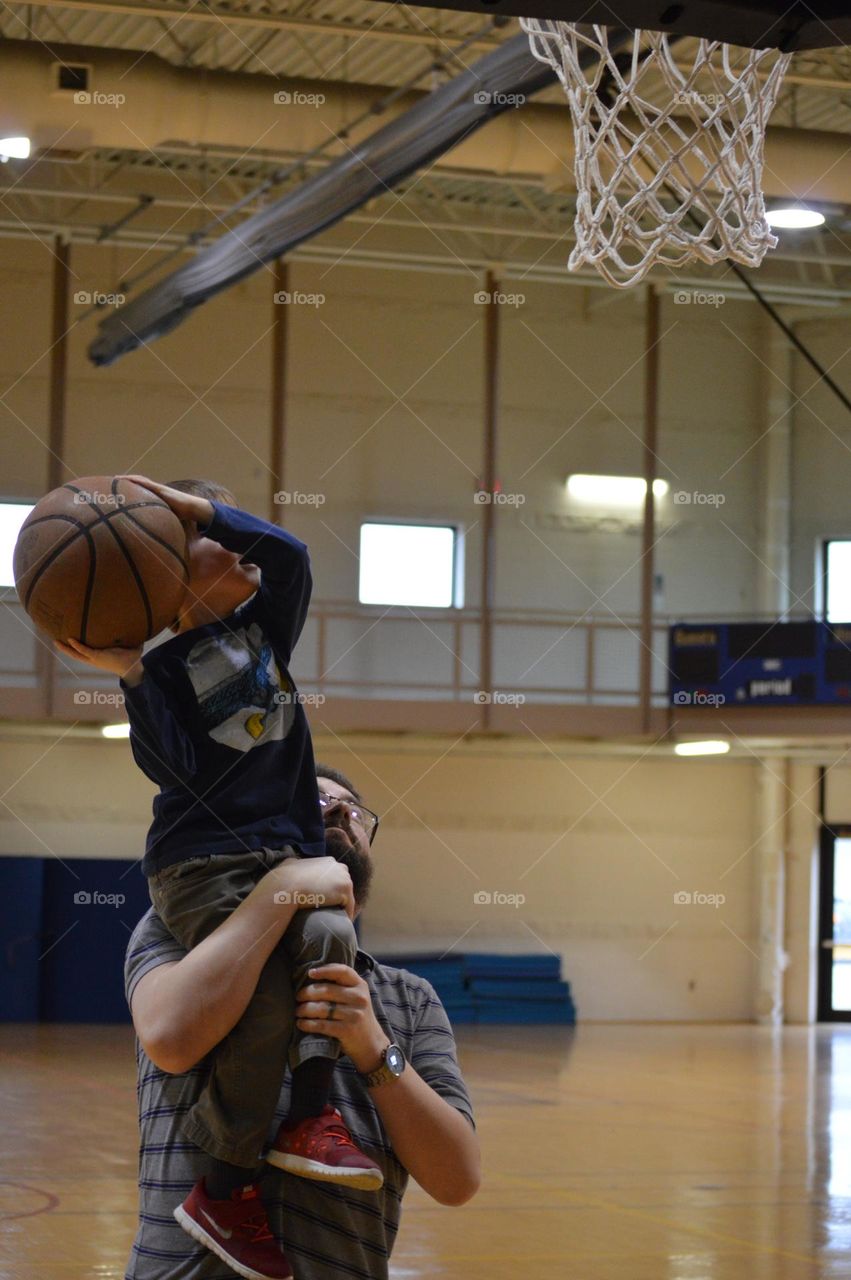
[318,790,380,845]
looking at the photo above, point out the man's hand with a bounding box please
[57,637,144,684]
[296,963,389,1074]
[120,475,214,528]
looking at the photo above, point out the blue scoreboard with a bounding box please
[669,621,851,707]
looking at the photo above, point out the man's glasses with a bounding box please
[318,790,380,845]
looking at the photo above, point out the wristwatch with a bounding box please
[360,1042,406,1088]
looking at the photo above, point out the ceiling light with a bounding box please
[0,136,31,162]
[566,474,669,505]
[766,206,825,230]
[101,723,131,739]
[674,740,730,757]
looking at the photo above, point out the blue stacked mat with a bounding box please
[376,951,576,1025]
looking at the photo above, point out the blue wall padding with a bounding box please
[377,951,577,1025]
[0,856,149,1023]
[0,857,45,1020]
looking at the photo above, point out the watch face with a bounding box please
[386,1045,404,1075]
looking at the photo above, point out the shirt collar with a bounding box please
[355,948,376,975]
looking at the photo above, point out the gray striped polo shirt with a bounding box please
[124,908,475,1280]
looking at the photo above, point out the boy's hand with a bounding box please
[119,475,214,528]
[296,964,388,1073]
[57,637,144,684]
[266,857,355,920]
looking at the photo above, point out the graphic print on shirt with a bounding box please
[184,621,296,752]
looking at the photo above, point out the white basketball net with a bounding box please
[520,22,793,287]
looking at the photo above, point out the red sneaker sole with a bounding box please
[265,1150,384,1191]
[174,1204,292,1280]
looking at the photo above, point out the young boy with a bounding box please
[60,475,382,1280]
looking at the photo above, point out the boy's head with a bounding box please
[168,479,260,632]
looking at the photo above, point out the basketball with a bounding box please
[13,476,189,648]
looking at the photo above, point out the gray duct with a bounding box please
[89,33,565,366]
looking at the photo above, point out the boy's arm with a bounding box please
[199,501,312,664]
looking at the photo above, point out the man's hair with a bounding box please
[167,478,238,507]
[315,762,362,804]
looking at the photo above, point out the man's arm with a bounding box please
[130,859,354,1074]
[296,964,481,1207]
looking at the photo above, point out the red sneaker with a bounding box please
[174,1179,292,1280]
[266,1106,384,1191]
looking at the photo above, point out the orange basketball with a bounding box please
[13,476,189,648]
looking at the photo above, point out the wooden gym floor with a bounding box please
[1,1021,849,1279]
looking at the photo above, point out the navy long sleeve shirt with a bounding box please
[121,502,325,877]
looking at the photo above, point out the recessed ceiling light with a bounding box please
[766,206,825,230]
[566,474,669,505]
[0,136,31,162]
[674,740,730,757]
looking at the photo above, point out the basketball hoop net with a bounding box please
[520,22,793,287]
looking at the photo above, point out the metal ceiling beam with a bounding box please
[3,0,504,51]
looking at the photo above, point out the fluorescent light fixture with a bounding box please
[766,206,825,230]
[101,723,131,739]
[566,474,669,505]
[0,136,30,161]
[359,522,457,608]
[0,502,35,587]
[674,740,730,757]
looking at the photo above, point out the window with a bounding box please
[825,540,851,622]
[358,522,459,608]
[0,503,34,589]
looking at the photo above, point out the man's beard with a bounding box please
[324,827,374,908]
